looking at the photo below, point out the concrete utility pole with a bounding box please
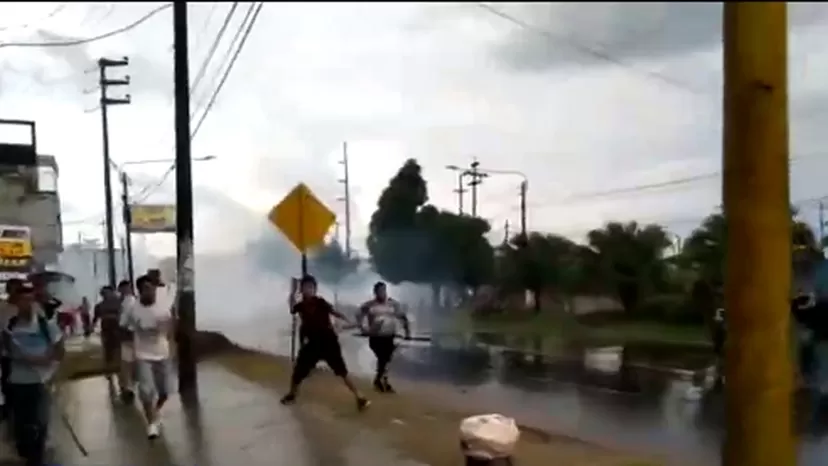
[518,180,527,242]
[120,172,135,286]
[455,173,468,215]
[173,3,197,394]
[338,142,352,258]
[97,57,130,288]
[445,166,468,215]
[722,3,793,466]
[467,159,488,218]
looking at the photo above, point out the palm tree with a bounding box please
[585,221,672,313]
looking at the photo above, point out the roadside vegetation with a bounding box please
[306,158,824,349]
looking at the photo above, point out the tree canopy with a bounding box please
[367,159,494,289]
[362,160,826,320]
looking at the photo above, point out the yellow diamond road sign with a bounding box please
[268,183,336,254]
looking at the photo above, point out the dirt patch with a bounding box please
[211,349,666,466]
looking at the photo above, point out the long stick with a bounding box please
[55,399,88,456]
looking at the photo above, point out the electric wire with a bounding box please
[0,3,170,49]
[131,2,263,204]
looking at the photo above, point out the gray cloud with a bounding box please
[485,3,828,73]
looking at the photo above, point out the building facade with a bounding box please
[0,125,63,270]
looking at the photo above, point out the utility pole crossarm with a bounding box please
[97,55,131,289]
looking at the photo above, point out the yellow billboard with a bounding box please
[130,204,176,233]
[0,225,32,259]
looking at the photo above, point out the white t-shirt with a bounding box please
[121,299,171,361]
[360,298,405,336]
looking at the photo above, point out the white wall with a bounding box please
[59,245,128,304]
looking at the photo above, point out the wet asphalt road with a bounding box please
[206,314,828,466]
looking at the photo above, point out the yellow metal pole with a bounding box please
[723,3,793,466]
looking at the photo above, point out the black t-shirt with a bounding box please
[292,296,336,339]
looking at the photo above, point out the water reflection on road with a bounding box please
[206,316,828,465]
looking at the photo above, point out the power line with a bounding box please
[132,3,262,204]
[540,193,828,240]
[131,164,175,203]
[0,4,68,33]
[476,3,707,96]
[0,3,170,49]
[191,2,262,137]
[190,2,238,98]
[519,152,823,212]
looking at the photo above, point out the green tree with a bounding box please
[497,233,583,312]
[309,238,359,285]
[585,221,672,313]
[681,208,823,288]
[418,206,495,289]
[367,159,495,304]
[367,159,431,284]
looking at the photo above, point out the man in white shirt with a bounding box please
[117,280,137,402]
[358,281,410,393]
[120,275,173,439]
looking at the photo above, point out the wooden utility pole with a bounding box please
[173,2,197,394]
[722,3,793,466]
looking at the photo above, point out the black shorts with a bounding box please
[294,334,348,378]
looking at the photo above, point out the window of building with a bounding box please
[37,164,58,193]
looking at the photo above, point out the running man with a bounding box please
[358,281,411,393]
[117,280,137,402]
[3,281,64,466]
[120,275,174,439]
[280,275,369,410]
[93,286,122,377]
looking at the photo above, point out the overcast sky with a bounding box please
[2,2,828,258]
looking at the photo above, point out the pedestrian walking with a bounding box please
[280,275,369,411]
[79,297,91,339]
[120,275,174,439]
[3,281,64,466]
[358,281,411,393]
[0,278,24,422]
[117,280,137,403]
[93,286,122,381]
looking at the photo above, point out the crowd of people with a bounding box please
[0,268,174,466]
[0,267,416,465]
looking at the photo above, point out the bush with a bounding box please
[635,294,703,325]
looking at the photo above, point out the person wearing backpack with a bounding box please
[3,281,64,466]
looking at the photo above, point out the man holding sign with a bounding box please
[280,275,369,411]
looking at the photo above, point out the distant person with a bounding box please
[79,297,92,339]
[93,286,122,379]
[30,278,60,322]
[358,281,411,393]
[120,275,174,439]
[280,275,369,411]
[3,281,64,466]
[793,291,823,387]
[117,280,137,402]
